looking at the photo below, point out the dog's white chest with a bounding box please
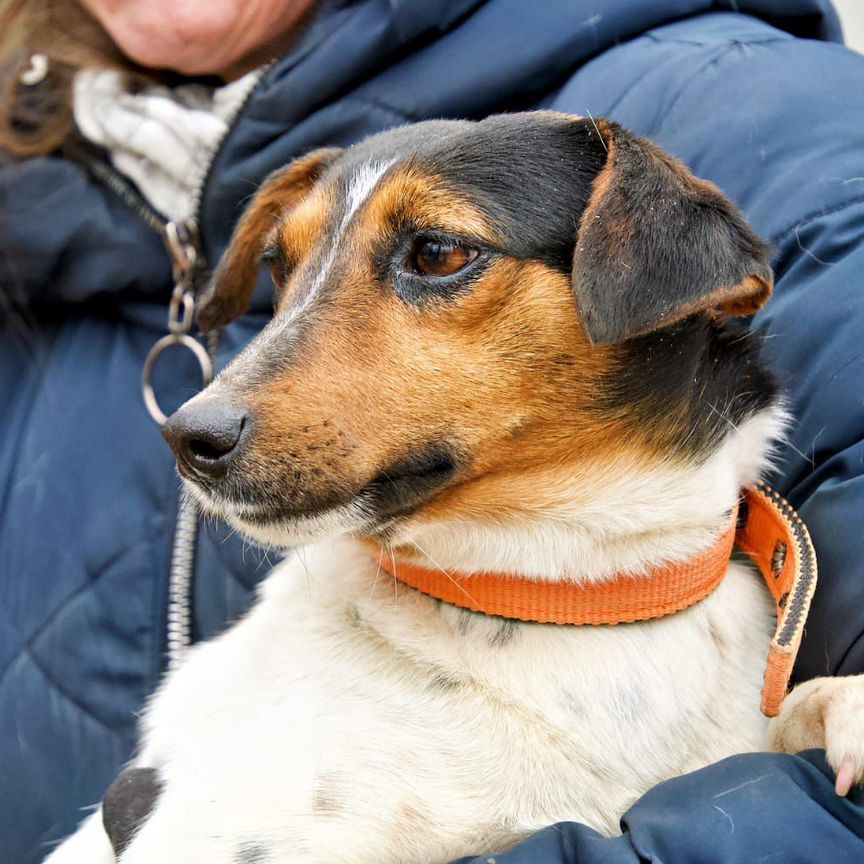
[113,537,772,863]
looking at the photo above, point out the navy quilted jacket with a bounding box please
[2,1,864,862]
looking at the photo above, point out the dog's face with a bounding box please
[163,113,776,548]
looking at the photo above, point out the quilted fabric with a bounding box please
[2,1,864,862]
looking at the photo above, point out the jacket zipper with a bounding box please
[68,64,270,672]
[160,65,270,670]
[160,219,214,672]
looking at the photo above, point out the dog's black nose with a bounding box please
[163,399,250,479]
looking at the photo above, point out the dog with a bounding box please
[47,112,864,864]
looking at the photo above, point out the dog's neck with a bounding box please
[387,408,786,584]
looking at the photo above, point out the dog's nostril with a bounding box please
[188,416,245,461]
[189,435,234,461]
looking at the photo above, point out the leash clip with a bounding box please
[168,289,196,335]
[142,220,213,425]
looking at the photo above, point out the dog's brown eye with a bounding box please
[411,239,478,277]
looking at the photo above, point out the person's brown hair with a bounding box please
[0,0,142,158]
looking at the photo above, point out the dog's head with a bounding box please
[163,112,777,556]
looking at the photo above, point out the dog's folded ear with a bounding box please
[196,147,343,332]
[572,120,772,345]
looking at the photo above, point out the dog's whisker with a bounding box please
[370,550,384,599]
[388,544,399,609]
[409,538,483,611]
[585,108,607,153]
[297,546,312,601]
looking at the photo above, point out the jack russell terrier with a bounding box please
[47,112,864,864]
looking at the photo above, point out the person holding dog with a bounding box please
[1,1,863,862]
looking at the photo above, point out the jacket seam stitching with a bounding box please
[0,537,153,684]
[645,32,791,48]
[770,194,864,246]
[343,94,420,122]
[645,44,731,138]
[3,647,126,737]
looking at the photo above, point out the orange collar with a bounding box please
[374,483,817,717]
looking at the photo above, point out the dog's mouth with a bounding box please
[362,446,459,518]
[182,444,460,544]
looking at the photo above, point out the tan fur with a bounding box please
[363,169,504,245]
[241,181,637,536]
[272,185,334,292]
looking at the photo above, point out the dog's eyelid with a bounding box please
[412,228,490,250]
[260,243,282,266]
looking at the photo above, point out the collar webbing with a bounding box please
[374,484,817,717]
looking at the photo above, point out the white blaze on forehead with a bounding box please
[344,160,395,227]
[227,158,396,373]
[307,158,395,295]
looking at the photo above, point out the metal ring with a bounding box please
[142,333,214,426]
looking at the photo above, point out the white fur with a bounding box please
[276,159,393,335]
[45,405,802,864]
[306,159,394,298]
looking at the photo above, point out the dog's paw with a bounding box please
[768,674,864,796]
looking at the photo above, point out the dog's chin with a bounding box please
[183,481,379,548]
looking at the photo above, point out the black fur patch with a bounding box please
[426,115,608,272]
[604,317,777,456]
[364,445,460,519]
[217,443,461,529]
[488,619,519,647]
[325,114,607,275]
[102,767,163,857]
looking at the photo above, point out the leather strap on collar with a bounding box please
[374,483,817,717]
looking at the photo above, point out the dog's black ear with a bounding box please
[572,120,772,345]
[197,147,342,332]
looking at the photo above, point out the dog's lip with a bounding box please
[366,448,458,492]
[178,445,461,530]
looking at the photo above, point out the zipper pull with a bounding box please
[142,219,214,425]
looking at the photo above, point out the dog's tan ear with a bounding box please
[572,121,772,345]
[197,147,342,332]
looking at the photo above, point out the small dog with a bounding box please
[48,113,864,864]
